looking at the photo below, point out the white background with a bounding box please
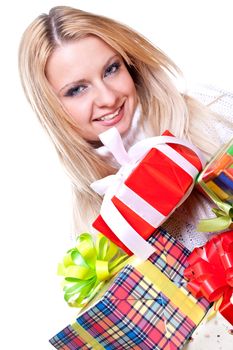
[1,1,233,349]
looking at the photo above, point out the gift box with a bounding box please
[91,127,205,258]
[197,138,233,202]
[49,228,211,350]
[196,138,233,232]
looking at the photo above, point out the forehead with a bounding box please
[46,36,118,89]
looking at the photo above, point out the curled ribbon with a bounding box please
[58,233,128,308]
[184,230,233,325]
[197,181,233,232]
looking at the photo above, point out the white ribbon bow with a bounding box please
[91,127,206,261]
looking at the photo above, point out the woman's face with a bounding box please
[46,36,138,141]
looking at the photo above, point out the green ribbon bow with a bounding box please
[197,182,233,232]
[58,233,128,308]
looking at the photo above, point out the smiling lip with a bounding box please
[93,104,125,126]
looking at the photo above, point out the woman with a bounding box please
[18,5,233,349]
[18,5,232,248]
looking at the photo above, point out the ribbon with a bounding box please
[197,181,233,232]
[71,322,105,349]
[184,230,233,325]
[91,127,205,260]
[58,233,128,307]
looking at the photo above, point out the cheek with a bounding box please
[62,99,92,123]
[121,74,137,99]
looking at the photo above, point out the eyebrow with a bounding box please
[59,53,120,94]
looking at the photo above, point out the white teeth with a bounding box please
[97,108,121,121]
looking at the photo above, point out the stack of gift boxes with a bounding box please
[49,129,233,350]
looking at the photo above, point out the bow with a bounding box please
[184,230,233,325]
[58,233,128,308]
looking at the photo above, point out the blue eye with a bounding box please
[104,62,121,77]
[65,85,87,97]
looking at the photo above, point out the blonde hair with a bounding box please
[19,5,220,234]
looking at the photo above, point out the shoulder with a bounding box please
[186,83,233,117]
[186,84,233,144]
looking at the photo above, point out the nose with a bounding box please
[93,81,117,107]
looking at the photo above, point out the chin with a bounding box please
[116,120,132,137]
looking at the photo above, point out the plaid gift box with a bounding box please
[49,228,211,350]
[196,138,233,232]
[91,128,205,258]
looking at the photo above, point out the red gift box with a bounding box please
[92,128,205,257]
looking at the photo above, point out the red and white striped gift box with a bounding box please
[92,127,205,259]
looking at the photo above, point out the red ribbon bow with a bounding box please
[184,230,233,325]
